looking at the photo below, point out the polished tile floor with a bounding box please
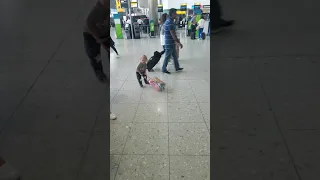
[109,29,210,180]
[1,0,320,179]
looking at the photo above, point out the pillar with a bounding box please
[148,0,158,26]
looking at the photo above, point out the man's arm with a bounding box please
[169,24,180,45]
[170,29,183,48]
[170,29,181,45]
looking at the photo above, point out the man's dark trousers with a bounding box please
[211,0,222,29]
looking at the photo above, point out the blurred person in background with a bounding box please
[159,13,168,55]
[197,15,205,39]
[211,0,234,34]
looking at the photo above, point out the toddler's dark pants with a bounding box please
[136,72,148,85]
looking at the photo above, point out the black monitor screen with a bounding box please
[194,5,200,10]
[180,5,187,11]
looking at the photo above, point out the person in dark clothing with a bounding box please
[211,0,235,34]
[109,37,120,57]
[83,0,117,120]
[83,0,109,83]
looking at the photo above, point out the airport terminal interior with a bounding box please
[0,0,319,179]
[109,29,210,179]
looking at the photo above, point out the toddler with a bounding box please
[136,55,150,87]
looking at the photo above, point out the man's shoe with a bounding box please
[110,113,117,120]
[163,70,171,74]
[211,20,234,35]
[176,68,183,71]
[220,20,235,27]
[95,71,107,84]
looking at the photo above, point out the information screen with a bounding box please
[180,5,187,11]
[158,5,163,12]
[120,0,128,8]
[194,4,200,10]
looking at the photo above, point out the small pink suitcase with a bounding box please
[148,76,165,91]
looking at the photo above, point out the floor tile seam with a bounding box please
[286,129,317,131]
[0,21,84,138]
[113,85,143,179]
[111,153,210,157]
[111,102,142,104]
[188,80,210,133]
[3,10,98,138]
[111,102,140,105]
[138,102,168,104]
[252,58,302,180]
[74,111,102,180]
[75,53,124,179]
[167,85,171,180]
[218,54,320,60]
[167,101,209,103]
[110,87,121,104]
[111,77,127,91]
[125,122,209,124]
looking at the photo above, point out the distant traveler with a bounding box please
[197,15,205,39]
[137,18,143,25]
[83,0,116,120]
[190,14,197,25]
[125,17,131,28]
[126,17,131,24]
[162,8,184,74]
[143,17,149,26]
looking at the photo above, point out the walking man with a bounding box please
[161,8,184,74]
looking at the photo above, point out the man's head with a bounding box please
[169,8,177,19]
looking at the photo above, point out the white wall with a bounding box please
[163,0,210,9]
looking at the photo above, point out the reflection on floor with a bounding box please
[109,29,210,180]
